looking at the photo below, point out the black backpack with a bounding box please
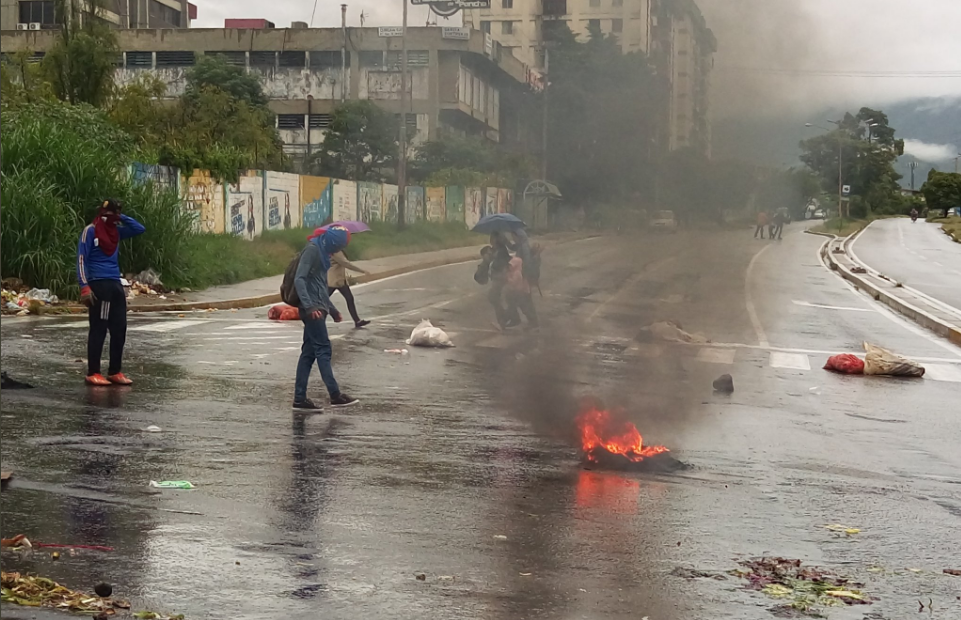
[280,250,304,306]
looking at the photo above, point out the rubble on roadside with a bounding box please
[2,287,62,315]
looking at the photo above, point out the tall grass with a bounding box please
[1,101,194,298]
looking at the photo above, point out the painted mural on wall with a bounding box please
[406,186,425,224]
[485,188,498,217]
[426,187,446,222]
[301,176,333,228]
[332,180,357,222]
[465,187,483,230]
[497,189,511,214]
[445,186,465,225]
[358,181,383,223]
[226,172,264,239]
[382,184,399,224]
[265,172,301,232]
[183,170,224,234]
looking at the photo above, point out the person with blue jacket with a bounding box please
[77,199,146,386]
[292,225,360,411]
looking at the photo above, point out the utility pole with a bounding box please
[955,154,961,174]
[397,0,409,228]
[909,161,918,191]
[341,4,348,103]
[540,47,549,182]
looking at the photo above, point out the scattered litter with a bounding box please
[0,571,140,615]
[437,575,455,582]
[134,268,163,287]
[24,288,59,304]
[34,543,115,552]
[671,566,728,580]
[823,353,865,375]
[158,295,167,300]
[415,573,426,581]
[712,374,734,393]
[384,348,409,355]
[862,342,925,377]
[824,524,860,535]
[851,266,867,274]
[177,314,186,318]
[267,303,300,321]
[1,534,29,548]
[1,372,34,390]
[50,551,60,560]
[493,535,508,540]
[808,387,821,395]
[94,583,113,597]
[732,557,872,614]
[143,425,163,433]
[644,320,709,344]
[407,319,455,348]
[944,569,961,577]
[1,471,12,489]
[149,480,194,490]
[519,572,532,577]
[906,568,922,573]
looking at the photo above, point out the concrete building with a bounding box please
[466,0,714,155]
[1,0,195,30]
[1,26,536,163]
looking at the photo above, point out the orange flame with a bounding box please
[575,405,670,463]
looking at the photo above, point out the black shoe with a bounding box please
[354,320,371,329]
[330,393,359,408]
[292,398,322,411]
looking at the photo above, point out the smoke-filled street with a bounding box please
[3,227,959,620]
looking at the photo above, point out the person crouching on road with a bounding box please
[292,225,360,411]
[327,249,371,329]
[77,199,146,386]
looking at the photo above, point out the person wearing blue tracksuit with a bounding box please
[77,199,146,386]
[292,225,360,411]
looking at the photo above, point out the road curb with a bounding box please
[821,228,961,346]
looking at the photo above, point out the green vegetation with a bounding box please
[410,135,534,188]
[308,100,398,182]
[920,170,961,219]
[930,215,960,243]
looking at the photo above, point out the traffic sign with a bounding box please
[842,184,851,196]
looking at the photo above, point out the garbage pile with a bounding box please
[824,342,925,377]
[2,286,63,315]
[125,269,169,300]
[407,319,454,348]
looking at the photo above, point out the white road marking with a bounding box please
[224,322,285,330]
[696,348,736,364]
[923,364,961,383]
[792,300,873,312]
[769,352,811,371]
[129,320,206,332]
[745,244,772,348]
[203,335,295,341]
[45,322,89,329]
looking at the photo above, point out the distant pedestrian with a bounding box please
[77,199,146,386]
[327,249,371,329]
[292,225,360,411]
[772,208,786,240]
[754,211,768,239]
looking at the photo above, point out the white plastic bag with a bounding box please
[406,319,454,348]
[862,342,925,377]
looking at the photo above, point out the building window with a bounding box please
[587,19,601,31]
[279,51,306,67]
[502,0,513,7]
[249,51,277,68]
[394,113,418,132]
[359,51,384,68]
[309,114,333,129]
[125,51,153,68]
[612,18,623,33]
[209,51,247,66]
[501,21,514,35]
[387,50,429,68]
[156,51,195,67]
[589,0,600,7]
[277,114,306,130]
[543,0,567,17]
[311,50,348,69]
[18,0,56,25]
[481,20,491,33]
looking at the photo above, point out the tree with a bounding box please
[41,0,119,107]
[313,100,398,182]
[184,55,270,109]
[410,135,534,187]
[921,170,961,218]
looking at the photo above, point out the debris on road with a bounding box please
[1,534,29,548]
[143,425,163,433]
[732,557,872,614]
[149,480,195,490]
[406,319,454,348]
[944,569,961,577]
[671,566,728,580]
[823,524,861,536]
[712,373,735,393]
[34,542,115,552]
[1,571,134,615]
[384,349,409,355]
[94,582,113,597]
[493,535,508,540]
[267,303,301,321]
[1,471,12,489]
[415,573,426,581]
[862,342,925,377]
[643,320,709,344]
[823,353,865,375]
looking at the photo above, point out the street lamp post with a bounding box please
[397,0,409,228]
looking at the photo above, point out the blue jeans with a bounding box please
[293,311,340,401]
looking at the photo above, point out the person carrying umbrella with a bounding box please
[77,199,145,386]
[472,214,538,329]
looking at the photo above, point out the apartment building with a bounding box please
[466,0,714,155]
[1,26,537,163]
[0,0,195,31]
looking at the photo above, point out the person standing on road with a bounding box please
[293,225,360,411]
[771,208,786,240]
[77,199,146,386]
[327,249,371,329]
[754,211,768,239]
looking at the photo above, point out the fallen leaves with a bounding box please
[733,557,872,616]
[1,572,182,619]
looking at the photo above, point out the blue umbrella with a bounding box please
[471,213,526,234]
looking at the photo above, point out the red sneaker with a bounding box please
[85,374,111,387]
[107,373,133,386]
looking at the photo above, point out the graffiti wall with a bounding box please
[465,187,483,230]
[265,172,301,232]
[332,180,357,222]
[485,188,498,217]
[301,176,333,229]
[382,184,399,224]
[445,186,465,225]
[132,162,180,195]
[497,188,510,214]
[358,181,383,223]
[182,170,224,234]
[406,186,425,224]
[426,187,446,222]
[226,171,264,239]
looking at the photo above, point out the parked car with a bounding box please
[813,208,826,220]
[650,210,678,232]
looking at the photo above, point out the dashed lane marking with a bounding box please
[792,300,873,313]
[129,320,207,332]
[745,244,773,348]
[769,352,811,371]
[223,322,285,330]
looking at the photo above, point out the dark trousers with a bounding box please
[506,291,538,327]
[488,280,517,327]
[294,310,340,401]
[87,279,127,376]
[754,224,766,239]
[328,285,361,323]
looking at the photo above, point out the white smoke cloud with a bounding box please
[902,139,958,163]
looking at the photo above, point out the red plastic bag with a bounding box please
[268,303,301,321]
[823,353,865,375]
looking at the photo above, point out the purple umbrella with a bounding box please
[319,220,371,234]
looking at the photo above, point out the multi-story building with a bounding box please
[0,0,195,31]
[0,25,537,164]
[466,0,714,155]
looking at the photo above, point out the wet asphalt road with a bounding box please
[2,226,961,620]
[852,218,961,312]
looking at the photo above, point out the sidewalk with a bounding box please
[128,233,584,313]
